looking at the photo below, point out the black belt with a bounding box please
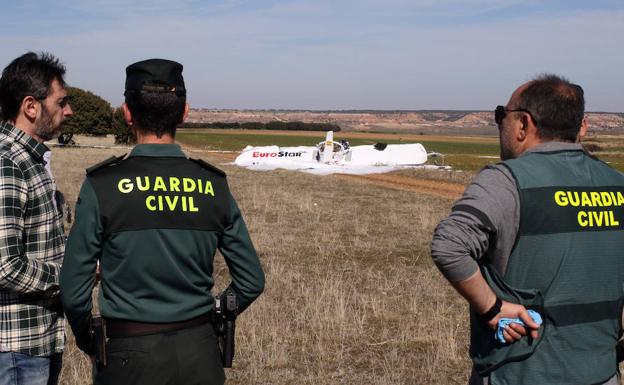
[105,313,212,338]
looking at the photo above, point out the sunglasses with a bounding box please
[494,105,536,126]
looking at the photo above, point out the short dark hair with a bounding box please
[0,52,67,121]
[124,91,186,138]
[516,74,585,141]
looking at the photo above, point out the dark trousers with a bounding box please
[94,323,224,385]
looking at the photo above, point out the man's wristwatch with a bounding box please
[479,297,502,322]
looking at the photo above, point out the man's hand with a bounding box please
[487,301,540,343]
[449,270,540,343]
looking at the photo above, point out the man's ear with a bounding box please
[517,114,531,141]
[122,103,133,126]
[180,102,189,124]
[578,117,588,141]
[21,96,39,120]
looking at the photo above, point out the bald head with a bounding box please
[514,74,585,142]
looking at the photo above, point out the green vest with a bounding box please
[470,149,624,385]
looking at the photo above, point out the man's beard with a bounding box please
[34,105,60,141]
[500,143,514,161]
[499,130,516,161]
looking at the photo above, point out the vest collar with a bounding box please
[128,143,186,158]
[526,141,583,154]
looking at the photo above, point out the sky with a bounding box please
[0,0,622,111]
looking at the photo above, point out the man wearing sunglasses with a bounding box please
[431,74,624,385]
[0,52,73,385]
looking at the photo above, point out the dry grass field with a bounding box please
[52,135,470,385]
[51,132,624,384]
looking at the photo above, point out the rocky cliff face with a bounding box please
[187,109,624,135]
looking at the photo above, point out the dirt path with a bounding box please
[336,173,464,200]
[191,150,238,161]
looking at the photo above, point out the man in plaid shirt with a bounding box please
[0,53,73,385]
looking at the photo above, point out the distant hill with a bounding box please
[187,109,624,136]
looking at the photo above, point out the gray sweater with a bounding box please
[431,141,585,281]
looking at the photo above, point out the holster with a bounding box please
[91,315,108,368]
[212,289,238,368]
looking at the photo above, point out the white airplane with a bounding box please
[234,131,436,174]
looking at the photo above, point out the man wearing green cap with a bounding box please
[60,59,265,385]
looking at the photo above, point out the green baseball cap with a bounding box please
[124,58,186,96]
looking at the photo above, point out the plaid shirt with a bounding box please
[0,121,65,357]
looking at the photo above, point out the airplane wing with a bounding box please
[348,143,427,166]
[233,131,432,174]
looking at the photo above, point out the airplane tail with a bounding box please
[321,131,334,164]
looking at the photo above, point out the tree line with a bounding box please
[180,121,341,131]
[42,87,132,145]
[1,87,340,145]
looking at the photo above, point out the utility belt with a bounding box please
[91,289,238,369]
[90,313,212,368]
[105,313,212,338]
